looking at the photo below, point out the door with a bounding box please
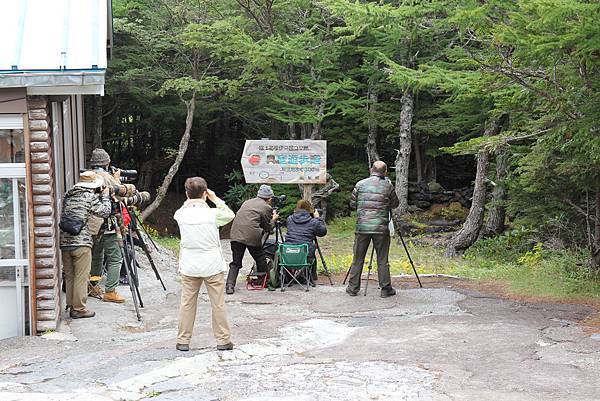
[0,115,31,339]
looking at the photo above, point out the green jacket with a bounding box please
[350,173,399,234]
[60,187,111,248]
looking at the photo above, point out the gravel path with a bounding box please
[0,241,598,400]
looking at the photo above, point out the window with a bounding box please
[0,128,25,163]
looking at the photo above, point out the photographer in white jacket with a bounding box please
[174,177,235,352]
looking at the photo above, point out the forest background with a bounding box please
[85,0,599,297]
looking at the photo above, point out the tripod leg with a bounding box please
[135,213,159,251]
[128,238,144,308]
[133,225,167,291]
[398,231,422,288]
[120,247,141,321]
[364,246,375,296]
[314,238,334,286]
[342,266,351,285]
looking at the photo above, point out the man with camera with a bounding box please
[346,161,399,298]
[88,148,147,303]
[226,184,279,294]
[174,177,235,351]
[59,171,111,318]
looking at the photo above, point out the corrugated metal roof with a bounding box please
[0,0,108,72]
[0,0,109,94]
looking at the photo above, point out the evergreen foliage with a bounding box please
[104,0,600,270]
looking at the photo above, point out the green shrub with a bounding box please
[328,161,370,218]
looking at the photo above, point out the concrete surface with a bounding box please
[0,240,598,400]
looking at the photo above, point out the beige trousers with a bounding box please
[177,272,231,346]
[62,247,92,312]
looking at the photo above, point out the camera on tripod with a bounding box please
[272,194,287,209]
[109,166,138,183]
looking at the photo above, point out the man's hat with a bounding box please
[257,184,274,199]
[75,171,104,189]
[90,148,110,166]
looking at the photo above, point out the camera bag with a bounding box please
[59,214,86,235]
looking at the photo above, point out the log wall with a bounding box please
[27,96,61,333]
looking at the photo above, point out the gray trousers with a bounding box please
[347,233,392,292]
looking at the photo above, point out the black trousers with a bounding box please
[347,233,392,293]
[227,241,268,286]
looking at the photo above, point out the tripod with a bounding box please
[121,207,167,321]
[313,237,334,286]
[342,228,422,295]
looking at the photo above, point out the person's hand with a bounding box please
[272,210,279,221]
[313,209,320,218]
[112,168,121,181]
[206,189,218,202]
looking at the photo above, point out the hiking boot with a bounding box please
[176,343,190,352]
[346,287,358,296]
[216,342,234,351]
[88,283,104,299]
[70,309,95,319]
[380,287,397,298]
[225,283,235,295]
[103,290,125,303]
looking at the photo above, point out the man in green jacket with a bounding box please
[88,148,127,304]
[60,171,111,318]
[346,161,399,298]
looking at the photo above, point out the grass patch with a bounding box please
[153,235,180,252]
[151,219,600,302]
[319,228,600,301]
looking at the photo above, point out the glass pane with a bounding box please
[0,266,18,339]
[0,129,25,163]
[17,178,27,258]
[0,178,15,259]
[20,265,30,336]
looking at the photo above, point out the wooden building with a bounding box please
[0,0,112,338]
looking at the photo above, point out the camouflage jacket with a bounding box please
[89,167,121,235]
[60,187,111,248]
[350,173,399,234]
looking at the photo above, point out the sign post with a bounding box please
[240,140,327,197]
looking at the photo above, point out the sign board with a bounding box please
[241,140,327,184]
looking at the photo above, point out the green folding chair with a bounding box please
[276,243,312,292]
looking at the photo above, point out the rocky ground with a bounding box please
[0,241,599,401]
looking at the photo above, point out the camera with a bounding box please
[109,166,138,183]
[272,194,287,209]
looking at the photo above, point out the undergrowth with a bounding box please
[153,217,600,301]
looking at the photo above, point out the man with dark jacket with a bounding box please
[226,185,278,294]
[284,199,327,285]
[60,171,111,318]
[346,161,399,297]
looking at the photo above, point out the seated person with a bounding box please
[284,200,327,286]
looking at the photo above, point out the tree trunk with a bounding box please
[593,187,600,270]
[270,118,279,139]
[445,115,508,257]
[141,93,196,221]
[311,101,325,140]
[481,148,509,237]
[413,133,422,182]
[394,90,414,217]
[366,87,380,164]
[92,95,103,150]
[288,117,297,139]
[302,185,313,202]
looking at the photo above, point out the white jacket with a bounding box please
[174,198,235,277]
